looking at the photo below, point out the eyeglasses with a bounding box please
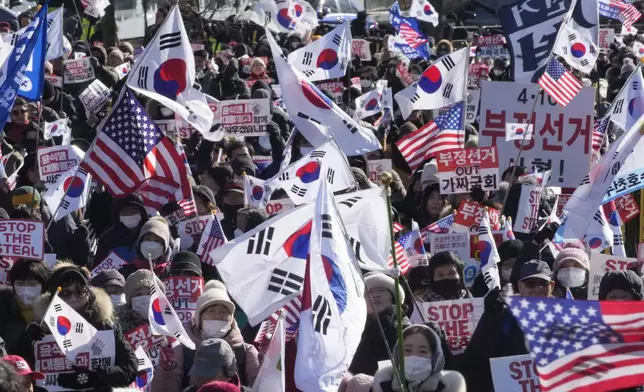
[59,287,89,299]
[521,279,550,289]
[11,108,27,115]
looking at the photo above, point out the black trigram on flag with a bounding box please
[164,305,172,315]
[327,168,335,184]
[589,45,597,55]
[297,112,322,125]
[45,42,51,55]
[47,18,54,28]
[635,80,640,91]
[60,200,70,210]
[613,99,624,114]
[267,268,304,295]
[614,233,624,246]
[62,339,72,349]
[310,150,326,158]
[54,304,62,312]
[410,93,421,104]
[137,66,149,89]
[9,34,17,47]
[137,358,146,366]
[342,119,359,134]
[479,226,490,235]
[348,237,363,263]
[339,196,362,208]
[441,56,455,71]
[173,332,181,339]
[302,52,313,66]
[303,69,316,77]
[568,33,578,41]
[321,214,333,238]
[579,175,590,186]
[580,59,589,67]
[442,83,454,99]
[279,172,290,181]
[291,185,307,197]
[312,295,332,335]
[332,34,342,46]
[247,227,275,255]
[150,285,158,295]
[159,32,182,51]
[75,323,84,334]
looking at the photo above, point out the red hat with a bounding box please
[197,381,240,392]
[2,355,44,380]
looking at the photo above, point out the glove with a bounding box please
[24,322,47,343]
[535,222,560,244]
[484,287,504,314]
[88,56,100,69]
[57,366,98,389]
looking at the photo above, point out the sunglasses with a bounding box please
[59,287,89,299]
[521,279,550,289]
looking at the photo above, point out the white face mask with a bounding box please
[360,80,372,88]
[300,146,314,156]
[110,294,126,307]
[202,319,230,339]
[501,268,513,281]
[140,241,164,260]
[557,267,586,288]
[131,296,150,318]
[160,107,174,117]
[404,355,432,383]
[14,284,41,306]
[234,229,244,238]
[120,214,141,229]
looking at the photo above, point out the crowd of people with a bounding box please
[0,0,641,391]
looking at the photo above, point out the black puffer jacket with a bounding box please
[348,306,411,376]
[209,58,251,100]
[0,286,28,355]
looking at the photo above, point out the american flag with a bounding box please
[81,89,191,208]
[175,143,197,217]
[393,221,404,233]
[538,58,583,107]
[420,214,455,240]
[178,198,197,217]
[255,295,302,352]
[396,102,465,172]
[508,296,644,392]
[388,231,426,273]
[398,22,428,49]
[592,117,609,152]
[601,0,641,28]
[197,215,227,266]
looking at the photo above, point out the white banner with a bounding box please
[479,81,593,187]
[599,28,615,49]
[490,355,540,392]
[214,99,271,136]
[352,39,372,61]
[0,220,44,260]
[63,58,95,84]
[37,145,83,186]
[589,253,637,300]
[264,198,295,215]
[436,147,499,194]
[79,79,111,116]
[514,185,542,234]
[367,159,392,186]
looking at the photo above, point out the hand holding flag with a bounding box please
[148,282,195,349]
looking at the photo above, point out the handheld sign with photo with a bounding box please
[63,58,95,84]
[490,355,540,392]
[410,298,484,353]
[34,331,115,392]
[91,252,127,277]
[79,79,111,116]
[589,253,638,299]
[213,99,271,136]
[37,145,83,187]
[0,220,44,260]
[162,276,204,324]
[436,147,499,194]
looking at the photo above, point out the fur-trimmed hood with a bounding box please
[33,286,115,328]
[116,305,147,333]
[372,363,466,392]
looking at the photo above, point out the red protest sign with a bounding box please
[452,201,501,232]
[162,276,204,324]
[436,147,499,194]
[125,324,172,367]
[615,193,640,224]
[411,298,484,353]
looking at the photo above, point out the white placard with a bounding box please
[91,252,127,276]
[213,99,271,136]
[588,253,637,300]
[479,81,593,187]
[367,159,392,185]
[37,145,83,186]
[490,355,540,392]
[0,220,44,260]
[514,185,542,234]
[466,89,480,124]
[177,215,213,250]
[429,232,470,262]
[599,28,615,49]
[352,39,372,61]
[63,58,95,84]
[265,198,295,215]
[79,79,111,116]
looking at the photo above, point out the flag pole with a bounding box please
[380,171,408,392]
[250,311,285,392]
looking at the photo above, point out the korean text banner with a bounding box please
[499,0,571,83]
[479,81,593,187]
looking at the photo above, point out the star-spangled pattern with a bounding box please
[434,101,464,130]
[593,117,609,152]
[421,214,455,239]
[200,216,227,266]
[388,232,411,273]
[538,58,582,107]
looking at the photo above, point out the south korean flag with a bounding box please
[44,290,98,360]
[553,0,599,75]
[353,80,392,121]
[394,48,468,118]
[288,22,351,82]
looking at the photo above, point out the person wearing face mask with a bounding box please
[120,216,172,278]
[245,57,273,88]
[184,339,250,391]
[350,272,411,376]
[219,181,245,239]
[117,269,166,335]
[95,195,150,264]
[471,239,523,297]
[415,251,471,302]
[153,280,259,391]
[551,247,590,300]
[19,263,138,389]
[209,58,251,101]
[599,270,644,301]
[0,259,50,355]
[90,270,127,310]
[372,324,466,392]
[3,98,42,148]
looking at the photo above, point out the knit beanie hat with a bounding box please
[498,239,524,262]
[12,186,40,209]
[123,269,165,304]
[195,280,236,327]
[136,216,171,250]
[169,251,202,276]
[90,269,125,288]
[197,381,240,392]
[553,248,590,273]
[364,272,405,303]
[109,48,124,63]
[345,374,374,392]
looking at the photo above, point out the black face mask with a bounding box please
[431,278,463,298]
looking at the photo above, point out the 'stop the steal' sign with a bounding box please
[0,220,44,260]
[436,147,499,194]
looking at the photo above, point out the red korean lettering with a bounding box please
[481,110,506,146]
[567,115,592,154]
[538,113,564,152]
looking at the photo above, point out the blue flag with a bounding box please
[389,2,432,60]
[0,4,47,131]
[18,8,47,101]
